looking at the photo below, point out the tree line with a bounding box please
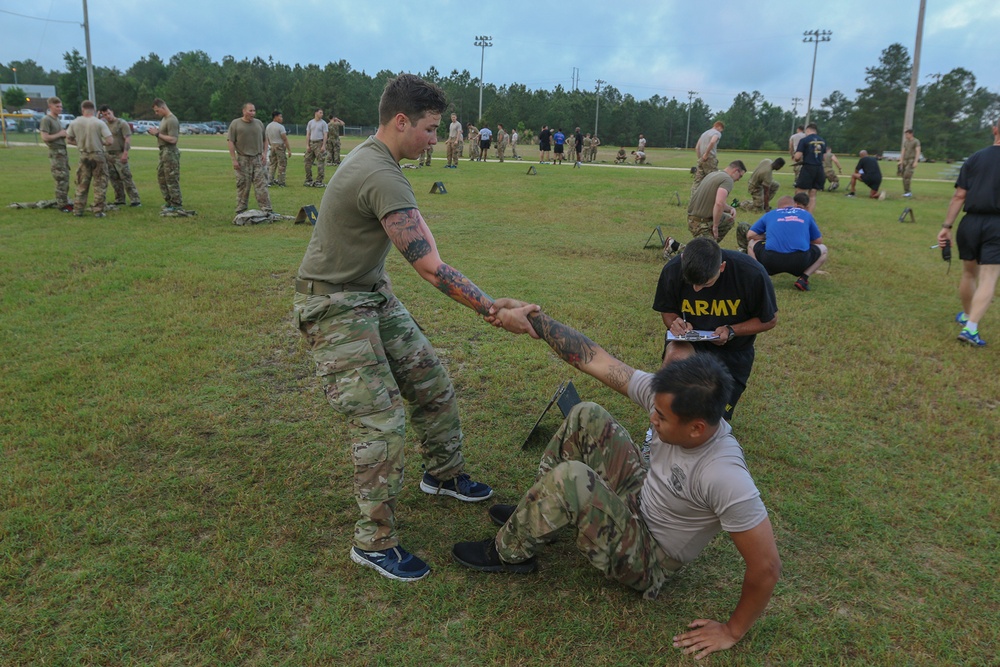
[3,43,997,160]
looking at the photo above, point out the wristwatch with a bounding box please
[726,325,736,343]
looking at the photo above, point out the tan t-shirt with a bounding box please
[298,136,418,286]
[40,114,66,149]
[228,117,266,156]
[105,117,132,153]
[157,113,179,149]
[902,137,921,162]
[67,115,111,153]
[688,170,734,218]
[265,121,287,146]
[748,160,773,189]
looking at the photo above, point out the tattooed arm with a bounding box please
[382,208,539,336]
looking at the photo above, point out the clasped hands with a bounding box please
[485,297,540,339]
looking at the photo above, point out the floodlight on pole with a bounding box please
[474,35,492,122]
[802,29,831,128]
[685,91,698,149]
[594,80,605,138]
[11,67,16,85]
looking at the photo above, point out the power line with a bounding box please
[0,8,79,25]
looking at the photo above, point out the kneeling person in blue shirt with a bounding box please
[747,193,829,292]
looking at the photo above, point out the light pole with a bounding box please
[902,0,926,149]
[802,30,831,127]
[594,79,605,138]
[11,67,16,85]
[474,35,492,122]
[685,90,697,149]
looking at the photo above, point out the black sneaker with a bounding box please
[846,192,856,198]
[794,276,810,291]
[350,545,430,581]
[130,202,142,207]
[452,538,537,573]
[112,201,126,207]
[420,472,494,502]
[59,204,74,213]
[488,504,516,526]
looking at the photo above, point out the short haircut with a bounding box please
[714,121,725,130]
[48,96,62,106]
[796,125,804,132]
[775,195,795,208]
[793,192,810,207]
[681,237,723,285]
[378,73,447,126]
[272,110,282,119]
[81,100,95,111]
[772,157,786,170]
[98,105,111,113]
[729,160,748,172]
[650,355,733,426]
[152,98,166,108]
[242,102,254,111]
[806,123,818,132]
[905,128,913,134]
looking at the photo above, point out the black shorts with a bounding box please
[480,139,491,150]
[755,244,821,276]
[554,145,564,154]
[795,163,826,191]
[956,213,1000,264]
[861,175,882,192]
[540,140,551,151]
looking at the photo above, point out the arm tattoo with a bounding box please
[527,312,599,367]
[384,208,432,264]
[605,362,633,392]
[432,264,494,315]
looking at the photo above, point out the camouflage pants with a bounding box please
[331,138,342,165]
[469,141,480,160]
[235,154,271,213]
[496,402,680,599]
[304,140,326,183]
[268,145,288,185]
[74,152,109,214]
[48,147,70,206]
[511,142,519,159]
[689,214,749,250]
[741,181,779,211]
[106,152,140,204]
[691,155,719,196]
[823,168,839,186]
[419,146,434,167]
[901,159,915,193]
[446,140,458,166]
[157,146,182,207]
[497,142,507,162]
[294,287,465,551]
[457,140,464,159]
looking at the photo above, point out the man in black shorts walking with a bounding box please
[793,123,826,213]
[538,125,551,163]
[846,151,884,200]
[937,116,1000,347]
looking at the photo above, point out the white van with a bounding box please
[58,113,75,129]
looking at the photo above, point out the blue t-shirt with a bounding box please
[749,207,821,253]
[479,127,493,140]
[554,131,565,146]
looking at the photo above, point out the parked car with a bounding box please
[205,121,226,134]
[4,119,17,131]
[58,113,75,129]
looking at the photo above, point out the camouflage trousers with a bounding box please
[688,214,750,251]
[741,181,780,212]
[497,142,507,162]
[294,287,465,551]
[235,154,271,213]
[446,140,458,166]
[74,152,109,214]
[496,402,680,599]
[304,140,325,184]
[901,159,916,193]
[691,155,719,196]
[511,142,519,159]
[268,145,288,185]
[157,146,182,207]
[469,141,480,160]
[823,168,840,187]
[106,152,141,204]
[419,146,434,166]
[457,140,464,159]
[48,146,70,206]
[331,138,342,165]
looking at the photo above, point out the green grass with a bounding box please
[1,143,997,666]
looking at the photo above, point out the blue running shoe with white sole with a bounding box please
[420,472,494,502]
[350,546,430,581]
[957,329,986,347]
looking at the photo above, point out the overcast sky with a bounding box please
[3,0,998,114]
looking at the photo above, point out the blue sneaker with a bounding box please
[955,312,969,326]
[420,472,494,502]
[957,329,986,347]
[350,546,430,581]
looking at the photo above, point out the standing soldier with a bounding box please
[591,134,601,162]
[98,105,141,207]
[418,144,434,167]
[900,129,921,198]
[227,102,271,214]
[66,100,113,217]
[445,112,461,168]
[266,110,292,187]
[327,115,345,165]
[822,148,842,191]
[583,133,592,163]
[789,125,806,182]
[147,98,184,212]
[693,121,724,196]
[39,97,73,212]
[496,123,508,162]
[510,127,519,160]
[304,108,328,187]
[467,123,480,161]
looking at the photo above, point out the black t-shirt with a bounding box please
[575,132,583,150]
[796,133,827,166]
[957,145,1000,215]
[652,250,778,353]
[855,156,881,181]
[539,128,551,143]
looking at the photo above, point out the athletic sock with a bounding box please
[965,322,979,335]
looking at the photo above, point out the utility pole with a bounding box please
[902,0,926,149]
[474,35,492,122]
[802,29,832,127]
[594,79,605,138]
[572,67,579,91]
[685,90,698,149]
[790,96,803,135]
[82,0,96,104]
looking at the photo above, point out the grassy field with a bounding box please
[1,141,997,666]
